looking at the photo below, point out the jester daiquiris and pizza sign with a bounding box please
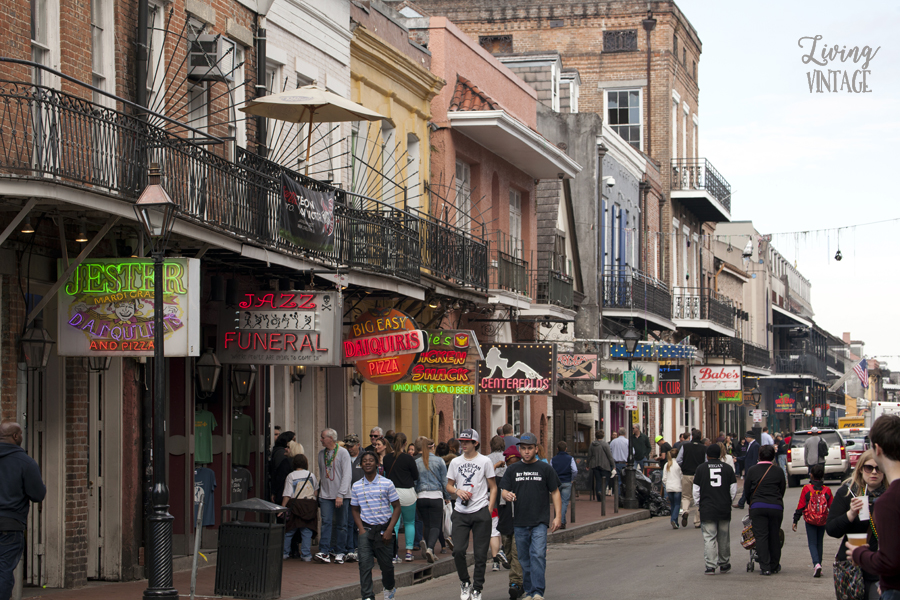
[344,307,425,384]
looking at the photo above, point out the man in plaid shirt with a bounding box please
[351,451,402,600]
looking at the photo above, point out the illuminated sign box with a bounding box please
[774,394,795,412]
[348,308,421,385]
[689,365,742,391]
[556,353,599,379]
[57,258,200,356]
[593,361,659,392]
[391,330,482,394]
[717,390,743,404]
[478,343,556,395]
[638,365,684,397]
[217,291,341,365]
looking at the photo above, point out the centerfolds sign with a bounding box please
[775,394,796,413]
[689,365,742,391]
[280,173,335,252]
[217,291,341,365]
[344,308,424,385]
[392,330,484,395]
[593,361,659,392]
[556,353,599,379]
[57,258,200,356]
[478,343,556,395]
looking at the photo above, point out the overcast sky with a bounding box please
[676,0,900,363]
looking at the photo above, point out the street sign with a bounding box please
[760,410,769,417]
[623,370,637,391]
[751,409,763,423]
[624,390,638,410]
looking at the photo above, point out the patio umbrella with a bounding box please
[240,85,386,174]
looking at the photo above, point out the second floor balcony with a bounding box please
[602,268,674,331]
[670,158,732,222]
[671,287,735,336]
[774,349,827,380]
[698,336,743,362]
[744,341,771,371]
[489,248,529,297]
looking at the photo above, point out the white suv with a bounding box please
[786,429,853,488]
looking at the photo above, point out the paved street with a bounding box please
[392,484,845,600]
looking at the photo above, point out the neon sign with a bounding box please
[348,308,422,385]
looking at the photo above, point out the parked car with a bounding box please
[786,428,853,488]
[838,428,870,469]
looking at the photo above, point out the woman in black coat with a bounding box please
[826,449,886,599]
[743,444,787,575]
[269,430,295,501]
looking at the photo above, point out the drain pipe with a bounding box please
[256,16,268,158]
[136,0,149,110]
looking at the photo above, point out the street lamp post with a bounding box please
[621,321,642,510]
[134,163,179,600]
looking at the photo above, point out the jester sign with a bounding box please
[57,258,200,356]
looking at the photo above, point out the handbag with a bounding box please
[740,465,774,549]
[442,501,453,538]
[287,476,318,522]
[833,559,865,600]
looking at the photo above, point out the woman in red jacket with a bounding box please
[792,463,834,577]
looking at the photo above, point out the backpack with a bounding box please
[803,487,829,526]
[817,438,828,462]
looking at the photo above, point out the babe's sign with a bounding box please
[347,308,422,385]
[689,365,742,391]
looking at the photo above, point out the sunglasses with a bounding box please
[862,464,880,474]
[370,434,379,437]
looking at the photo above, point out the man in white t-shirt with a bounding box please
[447,429,497,600]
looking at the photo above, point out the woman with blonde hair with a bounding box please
[662,448,683,529]
[718,442,735,470]
[414,436,449,563]
[826,449,886,598]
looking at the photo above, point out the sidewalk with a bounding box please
[21,494,648,600]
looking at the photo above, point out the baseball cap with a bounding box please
[343,434,360,446]
[503,445,521,459]
[458,429,479,443]
[655,435,663,443]
[810,426,819,432]
[517,432,538,446]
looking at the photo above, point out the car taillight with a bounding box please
[841,446,846,460]
[787,448,792,462]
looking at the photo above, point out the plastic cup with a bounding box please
[847,533,868,547]
[858,496,870,521]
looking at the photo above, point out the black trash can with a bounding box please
[215,498,288,600]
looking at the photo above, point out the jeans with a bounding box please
[451,506,491,591]
[393,502,417,551]
[417,498,443,551]
[592,467,612,499]
[615,462,627,495]
[735,457,745,478]
[0,531,25,600]
[346,504,359,553]
[666,491,681,524]
[681,475,698,525]
[700,520,731,569]
[880,589,900,600]
[805,522,826,566]
[515,524,548,597]
[318,498,348,556]
[777,455,788,479]
[749,507,783,571]
[284,527,313,560]
[358,526,395,599]
[558,483,572,525]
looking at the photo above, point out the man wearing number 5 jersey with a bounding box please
[692,444,738,575]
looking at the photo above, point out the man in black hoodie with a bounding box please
[0,421,46,600]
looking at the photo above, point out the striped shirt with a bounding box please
[350,473,399,526]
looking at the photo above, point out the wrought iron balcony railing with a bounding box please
[531,268,574,308]
[671,287,735,330]
[670,158,732,211]
[489,249,528,296]
[743,341,770,369]
[602,268,671,320]
[698,336,743,361]
[774,349,826,380]
[0,76,489,289]
[826,349,847,374]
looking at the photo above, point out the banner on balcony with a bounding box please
[280,173,335,252]
[57,258,200,357]
[638,365,684,397]
[593,361,659,392]
[392,330,483,395]
[479,343,556,395]
[217,290,342,365]
[556,353,599,379]
[774,393,795,413]
[346,308,424,385]
[689,365,742,391]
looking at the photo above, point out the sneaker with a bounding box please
[508,583,523,600]
[405,552,414,562]
[334,553,344,564]
[446,537,454,551]
[720,563,731,574]
[682,513,688,527]
[420,540,428,560]
[425,548,435,563]
[383,588,396,600]
[532,595,544,600]
[704,567,716,575]
[492,560,500,572]
[460,581,472,600]
[471,591,482,600]
[671,521,678,530]
[392,555,402,564]
[814,563,822,578]
[313,552,331,563]
[497,548,510,569]
[345,551,358,563]
[301,557,311,562]
[773,564,782,574]
[522,595,533,600]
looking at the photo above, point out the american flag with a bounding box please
[853,358,869,389]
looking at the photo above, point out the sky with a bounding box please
[676,0,900,363]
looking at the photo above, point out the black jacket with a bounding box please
[744,441,760,471]
[383,452,419,489]
[0,443,46,529]
[826,481,882,574]
[742,462,786,507]
[680,442,707,476]
[631,433,652,462]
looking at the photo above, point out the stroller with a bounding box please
[740,514,784,572]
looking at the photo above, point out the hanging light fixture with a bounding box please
[75,218,89,243]
[87,356,112,372]
[195,348,223,398]
[20,216,35,234]
[20,318,54,370]
[621,320,641,354]
[231,364,258,400]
